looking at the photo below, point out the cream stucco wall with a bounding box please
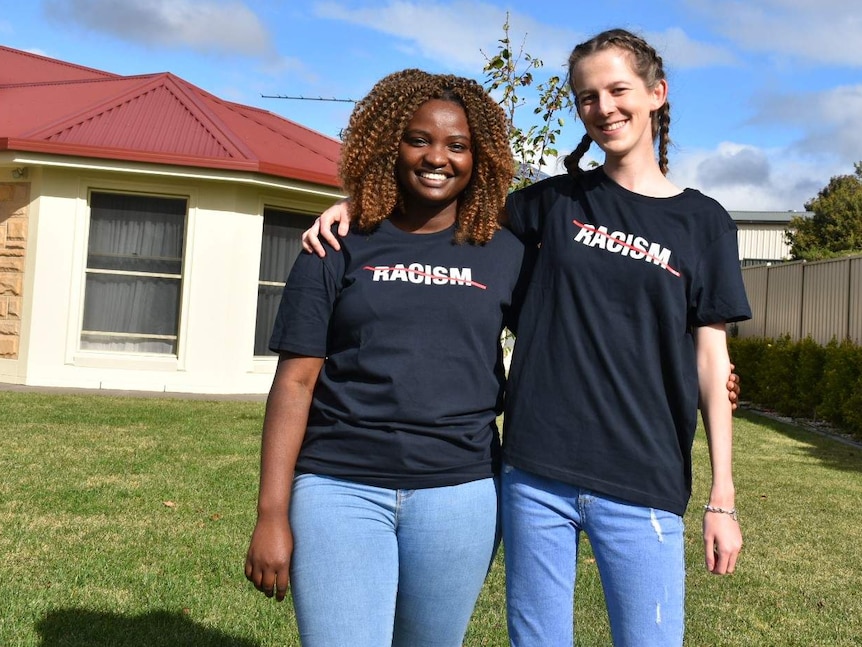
[0,158,341,394]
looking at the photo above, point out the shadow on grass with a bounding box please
[737,408,862,474]
[36,608,259,647]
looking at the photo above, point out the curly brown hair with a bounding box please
[563,29,673,177]
[338,69,515,245]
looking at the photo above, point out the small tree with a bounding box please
[786,162,862,260]
[481,14,573,189]
[482,18,575,359]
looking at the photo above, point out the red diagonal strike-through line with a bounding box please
[572,220,681,277]
[363,266,487,289]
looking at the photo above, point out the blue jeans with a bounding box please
[289,473,499,647]
[501,464,685,647]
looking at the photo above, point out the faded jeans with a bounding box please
[501,463,685,647]
[289,473,498,647]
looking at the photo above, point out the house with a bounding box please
[0,45,343,394]
[729,210,812,267]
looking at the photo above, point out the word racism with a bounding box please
[363,264,488,290]
[572,219,681,277]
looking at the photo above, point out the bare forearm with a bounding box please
[696,323,743,573]
[256,354,322,517]
[697,324,735,507]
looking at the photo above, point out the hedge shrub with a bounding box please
[728,335,862,440]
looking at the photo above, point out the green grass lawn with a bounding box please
[0,392,860,646]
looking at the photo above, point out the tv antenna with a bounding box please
[262,94,358,103]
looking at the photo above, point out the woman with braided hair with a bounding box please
[302,28,750,647]
[501,29,750,646]
[245,69,526,646]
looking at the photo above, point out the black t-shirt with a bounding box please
[503,168,751,515]
[270,219,526,489]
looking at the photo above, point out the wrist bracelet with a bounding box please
[704,504,738,521]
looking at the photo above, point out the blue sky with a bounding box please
[3,0,861,212]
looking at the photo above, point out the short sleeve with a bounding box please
[268,252,340,356]
[506,186,544,246]
[689,228,752,326]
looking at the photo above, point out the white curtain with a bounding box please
[254,209,308,355]
[81,193,185,354]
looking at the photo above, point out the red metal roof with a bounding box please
[0,45,341,188]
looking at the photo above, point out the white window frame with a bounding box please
[78,188,189,357]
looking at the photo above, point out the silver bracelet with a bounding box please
[704,504,738,521]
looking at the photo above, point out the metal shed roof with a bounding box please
[729,210,812,224]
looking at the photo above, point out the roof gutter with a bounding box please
[2,149,345,200]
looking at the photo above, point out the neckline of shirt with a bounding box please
[378,218,457,240]
[593,167,697,204]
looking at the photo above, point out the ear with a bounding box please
[650,78,668,111]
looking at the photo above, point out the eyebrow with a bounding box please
[575,81,632,98]
[402,128,471,141]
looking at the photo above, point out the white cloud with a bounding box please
[42,0,275,57]
[751,84,862,163]
[539,140,825,212]
[538,140,833,212]
[312,2,739,77]
[312,0,577,73]
[257,55,315,81]
[685,0,862,66]
[646,27,737,69]
[695,145,771,187]
[669,142,838,211]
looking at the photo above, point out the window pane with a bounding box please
[82,192,186,355]
[255,285,284,356]
[80,333,176,355]
[259,210,309,282]
[255,209,310,356]
[88,193,185,274]
[83,274,180,336]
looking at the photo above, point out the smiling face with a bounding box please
[395,98,473,230]
[571,47,667,167]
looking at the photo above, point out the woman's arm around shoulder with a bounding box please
[301,199,352,257]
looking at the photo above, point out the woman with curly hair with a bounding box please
[244,69,526,647]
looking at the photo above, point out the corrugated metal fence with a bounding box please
[736,254,862,345]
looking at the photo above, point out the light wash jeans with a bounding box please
[289,473,499,647]
[501,464,685,647]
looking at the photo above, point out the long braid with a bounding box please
[566,29,672,176]
[656,102,671,176]
[563,134,593,176]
